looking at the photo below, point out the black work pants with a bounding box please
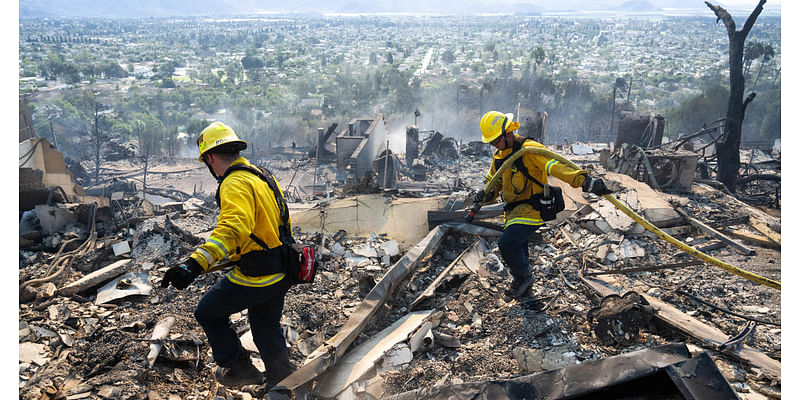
[194,275,294,384]
[498,223,540,278]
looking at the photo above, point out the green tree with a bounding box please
[758,94,780,141]
[441,49,455,64]
[241,52,264,70]
[751,43,774,89]
[666,84,728,135]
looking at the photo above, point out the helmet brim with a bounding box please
[197,139,248,162]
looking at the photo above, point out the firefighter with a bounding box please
[478,111,612,299]
[161,121,295,387]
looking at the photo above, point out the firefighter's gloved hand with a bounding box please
[162,258,203,290]
[582,176,613,195]
[475,189,486,204]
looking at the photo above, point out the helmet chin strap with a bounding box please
[202,155,221,182]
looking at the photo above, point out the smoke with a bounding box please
[175,131,197,159]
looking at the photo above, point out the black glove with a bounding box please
[475,189,486,204]
[161,258,203,290]
[582,176,612,195]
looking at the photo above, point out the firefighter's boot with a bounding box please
[505,272,535,299]
[215,355,263,387]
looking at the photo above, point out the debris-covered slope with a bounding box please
[19,148,781,400]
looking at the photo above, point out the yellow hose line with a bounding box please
[484,146,781,290]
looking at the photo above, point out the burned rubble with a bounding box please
[19,120,781,400]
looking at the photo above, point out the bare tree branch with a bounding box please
[742,92,757,114]
[706,0,768,38]
[741,0,767,36]
[705,2,735,36]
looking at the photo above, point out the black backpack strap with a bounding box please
[492,139,545,191]
[215,164,295,249]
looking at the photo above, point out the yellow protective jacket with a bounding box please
[485,135,589,227]
[190,157,288,287]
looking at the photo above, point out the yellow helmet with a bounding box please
[196,121,247,162]
[480,111,514,143]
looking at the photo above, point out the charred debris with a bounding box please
[19,110,780,399]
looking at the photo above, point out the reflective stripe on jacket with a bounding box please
[190,157,288,287]
[484,135,589,227]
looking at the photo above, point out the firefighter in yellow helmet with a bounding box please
[478,111,611,300]
[161,121,295,388]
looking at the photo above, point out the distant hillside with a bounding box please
[20,0,260,18]
[616,0,660,12]
[18,0,773,18]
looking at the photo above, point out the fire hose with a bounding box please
[473,147,781,291]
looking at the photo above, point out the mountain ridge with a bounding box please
[19,0,778,18]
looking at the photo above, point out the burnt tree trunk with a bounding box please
[705,0,765,192]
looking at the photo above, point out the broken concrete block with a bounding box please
[571,143,594,155]
[514,344,577,374]
[19,209,39,235]
[353,244,378,258]
[112,241,131,256]
[380,343,413,371]
[36,282,57,300]
[379,240,400,257]
[605,172,682,227]
[19,342,49,366]
[619,239,646,258]
[514,347,546,373]
[30,324,58,340]
[591,199,638,234]
[345,255,372,268]
[47,304,70,321]
[579,212,613,235]
[35,204,76,236]
[240,329,257,353]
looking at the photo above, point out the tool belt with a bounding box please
[238,234,290,277]
[503,185,565,221]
